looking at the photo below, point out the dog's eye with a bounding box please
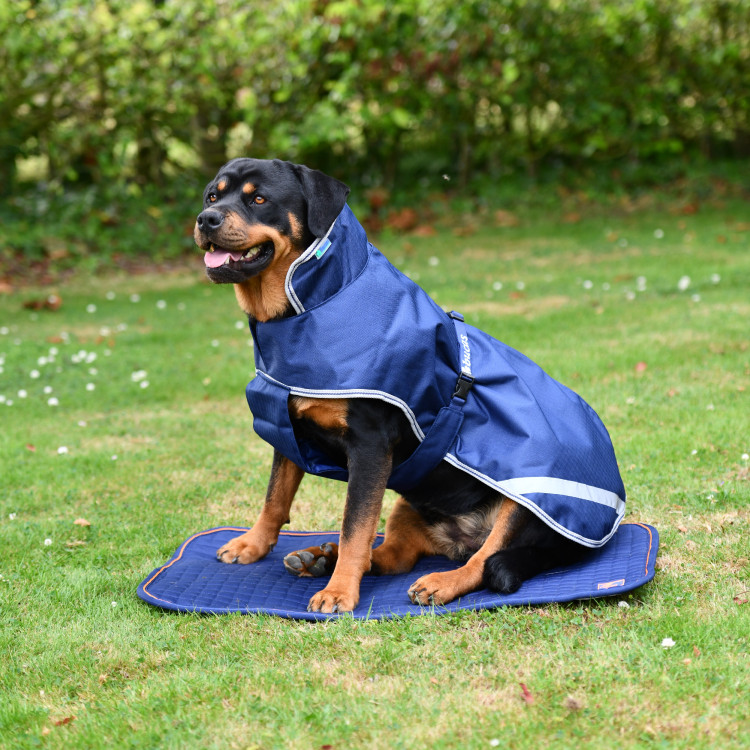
[208,193,217,203]
[253,195,267,205]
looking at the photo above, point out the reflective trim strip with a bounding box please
[500,477,625,514]
[285,219,338,314]
[443,453,625,548]
[254,369,426,441]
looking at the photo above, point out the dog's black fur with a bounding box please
[194,158,587,613]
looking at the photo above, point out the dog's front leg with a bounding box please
[306,447,392,614]
[217,450,304,564]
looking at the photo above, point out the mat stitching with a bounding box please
[141,526,249,605]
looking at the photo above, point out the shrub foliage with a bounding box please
[2,0,749,194]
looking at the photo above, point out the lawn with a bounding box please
[1,196,748,748]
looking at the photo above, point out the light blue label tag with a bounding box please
[315,238,332,259]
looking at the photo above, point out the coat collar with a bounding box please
[284,205,370,313]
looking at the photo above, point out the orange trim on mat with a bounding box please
[141,524,653,606]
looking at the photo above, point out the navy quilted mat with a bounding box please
[137,523,658,620]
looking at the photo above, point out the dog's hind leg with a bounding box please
[407,496,526,606]
[370,497,437,574]
[217,450,304,564]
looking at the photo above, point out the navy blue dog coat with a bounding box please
[246,206,626,548]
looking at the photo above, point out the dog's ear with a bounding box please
[290,164,351,238]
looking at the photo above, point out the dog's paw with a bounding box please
[283,542,338,577]
[216,531,273,565]
[407,570,468,606]
[307,583,357,614]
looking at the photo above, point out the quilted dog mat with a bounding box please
[137,523,658,620]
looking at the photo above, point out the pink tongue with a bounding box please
[204,250,244,268]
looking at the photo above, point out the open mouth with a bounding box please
[202,241,275,283]
[204,241,274,269]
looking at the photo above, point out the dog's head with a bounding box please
[194,158,350,289]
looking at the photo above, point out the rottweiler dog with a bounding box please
[194,157,587,613]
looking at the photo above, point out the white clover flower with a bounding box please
[106,291,116,300]
[742,453,749,461]
[677,276,690,291]
[57,446,68,454]
[618,600,630,609]
[654,229,664,239]
[18,390,27,398]
[211,340,220,348]
[235,321,245,330]
[30,369,40,379]
[37,356,48,366]
[583,280,593,290]
[139,380,149,389]
[9,513,16,520]
[131,370,148,382]
[0,395,6,404]
[86,304,97,314]
[0,327,8,335]
[130,294,140,303]
[43,386,53,394]
[78,421,87,427]
[492,281,503,291]
[86,383,95,392]
[47,397,59,406]
[710,273,720,284]
[516,281,525,290]
[156,300,167,309]
[44,539,52,547]
[428,256,440,267]
[661,637,675,649]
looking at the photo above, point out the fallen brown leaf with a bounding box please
[74,518,91,527]
[52,716,76,726]
[519,682,535,705]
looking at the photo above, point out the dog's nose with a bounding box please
[196,210,224,231]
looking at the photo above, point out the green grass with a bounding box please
[1,199,748,748]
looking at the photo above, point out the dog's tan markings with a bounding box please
[287,212,303,241]
[217,179,227,191]
[216,453,304,564]
[242,182,255,195]
[407,496,520,605]
[370,497,438,575]
[233,228,300,321]
[289,396,348,432]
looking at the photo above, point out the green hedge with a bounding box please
[2,0,749,195]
